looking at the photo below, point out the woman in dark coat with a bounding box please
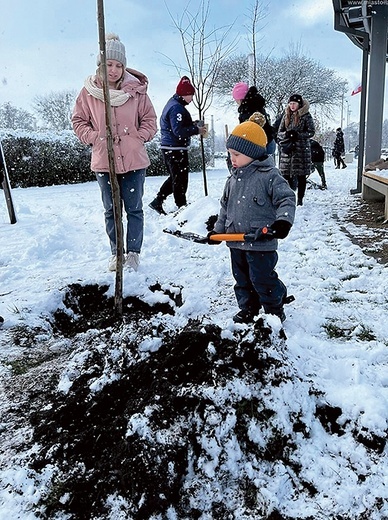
[277,94,315,206]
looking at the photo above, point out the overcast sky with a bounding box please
[0,0,385,134]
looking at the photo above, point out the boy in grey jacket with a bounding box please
[209,113,296,323]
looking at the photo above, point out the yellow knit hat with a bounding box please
[226,112,268,159]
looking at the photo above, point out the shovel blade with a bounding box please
[163,229,208,243]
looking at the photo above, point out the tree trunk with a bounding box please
[97,0,123,316]
[200,136,208,197]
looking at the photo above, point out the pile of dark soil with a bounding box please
[2,283,386,520]
[28,284,295,519]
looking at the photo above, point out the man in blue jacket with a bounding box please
[149,76,206,214]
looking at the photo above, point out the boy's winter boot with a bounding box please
[149,196,166,215]
[233,309,256,324]
[233,304,261,324]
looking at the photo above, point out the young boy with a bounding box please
[209,114,296,324]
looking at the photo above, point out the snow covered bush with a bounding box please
[1,129,213,187]
[1,130,93,187]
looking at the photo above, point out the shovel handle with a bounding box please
[209,227,269,242]
[209,233,246,242]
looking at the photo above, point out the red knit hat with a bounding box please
[176,76,195,96]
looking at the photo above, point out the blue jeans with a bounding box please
[96,169,145,254]
[230,248,287,316]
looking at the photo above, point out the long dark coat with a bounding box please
[277,99,315,177]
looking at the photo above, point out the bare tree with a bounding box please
[215,44,348,121]
[33,90,76,131]
[0,102,36,130]
[244,0,269,85]
[165,0,237,195]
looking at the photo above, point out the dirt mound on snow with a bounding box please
[3,283,386,519]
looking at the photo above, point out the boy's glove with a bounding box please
[285,129,298,141]
[207,230,222,245]
[270,220,292,239]
[252,226,274,241]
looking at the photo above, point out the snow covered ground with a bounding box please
[0,159,387,519]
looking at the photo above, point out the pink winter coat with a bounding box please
[72,68,157,174]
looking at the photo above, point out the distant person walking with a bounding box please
[149,76,207,215]
[310,139,327,189]
[332,128,347,169]
[277,94,315,206]
[72,34,157,272]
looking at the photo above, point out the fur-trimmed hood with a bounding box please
[283,98,310,129]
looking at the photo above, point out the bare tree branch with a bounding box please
[166,0,238,118]
[164,0,238,194]
[215,44,348,122]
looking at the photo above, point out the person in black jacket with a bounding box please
[310,139,327,189]
[231,83,275,154]
[332,128,347,169]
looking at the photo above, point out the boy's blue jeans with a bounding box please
[96,169,145,255]
[230,248,286,317]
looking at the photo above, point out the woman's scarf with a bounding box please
[84,75,130,106]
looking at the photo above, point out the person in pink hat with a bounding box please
[227,82,276,171]
[232,82,250,105]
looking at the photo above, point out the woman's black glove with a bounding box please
[285,129,298,141]
[270,220,292,239]
[207,230,222,245]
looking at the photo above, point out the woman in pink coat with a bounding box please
[72,33,157,272]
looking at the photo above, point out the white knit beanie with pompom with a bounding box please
[97,33,126,68]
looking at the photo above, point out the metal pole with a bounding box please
[248,53,255,86]
[364,6,388,165]
[340,92,344,128]
[351,36,369,195]
[97,0,123,316]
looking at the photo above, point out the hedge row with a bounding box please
[0,130,211,188]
